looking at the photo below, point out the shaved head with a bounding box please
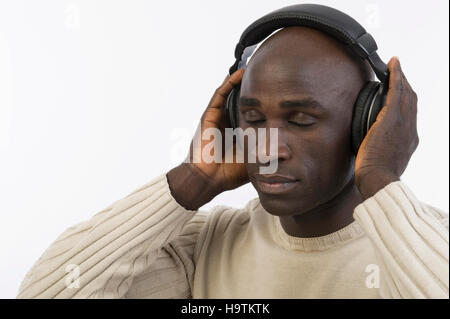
[243,26,374,102]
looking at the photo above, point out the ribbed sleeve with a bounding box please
[354,181,449,299]
[16,173,207,299]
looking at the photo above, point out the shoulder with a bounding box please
[199,197,260,234]
[386,180,449,230]
[393,180,448,229]
[167,197,260,265]
[173,197,259,247]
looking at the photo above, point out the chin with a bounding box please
[250,179,312,216]
[257,192,312,217]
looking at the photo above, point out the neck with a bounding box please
[279,176,363,238]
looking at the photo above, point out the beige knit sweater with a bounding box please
[16,173,449,298]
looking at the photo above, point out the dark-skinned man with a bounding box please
[17,27,448,299]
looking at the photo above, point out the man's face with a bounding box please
[238,27,371,216]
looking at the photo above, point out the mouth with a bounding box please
[254,174,300,195]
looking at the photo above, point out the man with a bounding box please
[17,26,448,299]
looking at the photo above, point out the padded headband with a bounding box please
[229,4,389,83]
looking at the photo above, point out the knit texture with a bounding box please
[16,173,449,298]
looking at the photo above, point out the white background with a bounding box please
[0,0,448,298]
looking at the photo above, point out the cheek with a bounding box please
[294,124,353,179]
[314,126,354,185]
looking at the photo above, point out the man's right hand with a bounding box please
[167,69,249,210]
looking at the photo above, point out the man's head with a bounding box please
[238,26,374,216]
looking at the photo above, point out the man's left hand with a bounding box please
[355,57,419,199]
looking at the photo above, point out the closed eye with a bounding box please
[288,121,315,127]
[245,119,266,123]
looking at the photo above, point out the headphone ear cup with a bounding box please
[226,84,241,129]
[351,81,382,155]
[226,87,236,129]
[233,84,241,127]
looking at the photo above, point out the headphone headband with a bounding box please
[229,4,389,83]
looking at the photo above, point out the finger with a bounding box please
[399,73,411,113]
[384,57,404,112]
[401,84,418,144]
[394,64,419,141]
[399,80,412,120]
[208,69,245,109]
[398,64,418,118]
[220,74,231,86]
[400,66,413,91]
[201,69,245,128]
[216,68,245,99]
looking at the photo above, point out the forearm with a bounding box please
[17,173,198,298]
[167,162,223,210]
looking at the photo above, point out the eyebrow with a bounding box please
[238,96,323,110]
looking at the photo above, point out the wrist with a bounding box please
[167,162,223,210]
[355,169,400,200]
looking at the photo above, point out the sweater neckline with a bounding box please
[254,201,366,252]
[273,215,364,251]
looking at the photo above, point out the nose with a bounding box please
[255,126,292,165]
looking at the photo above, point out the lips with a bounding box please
[254,174,299,195]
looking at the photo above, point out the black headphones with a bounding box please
[225,3,390,155]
